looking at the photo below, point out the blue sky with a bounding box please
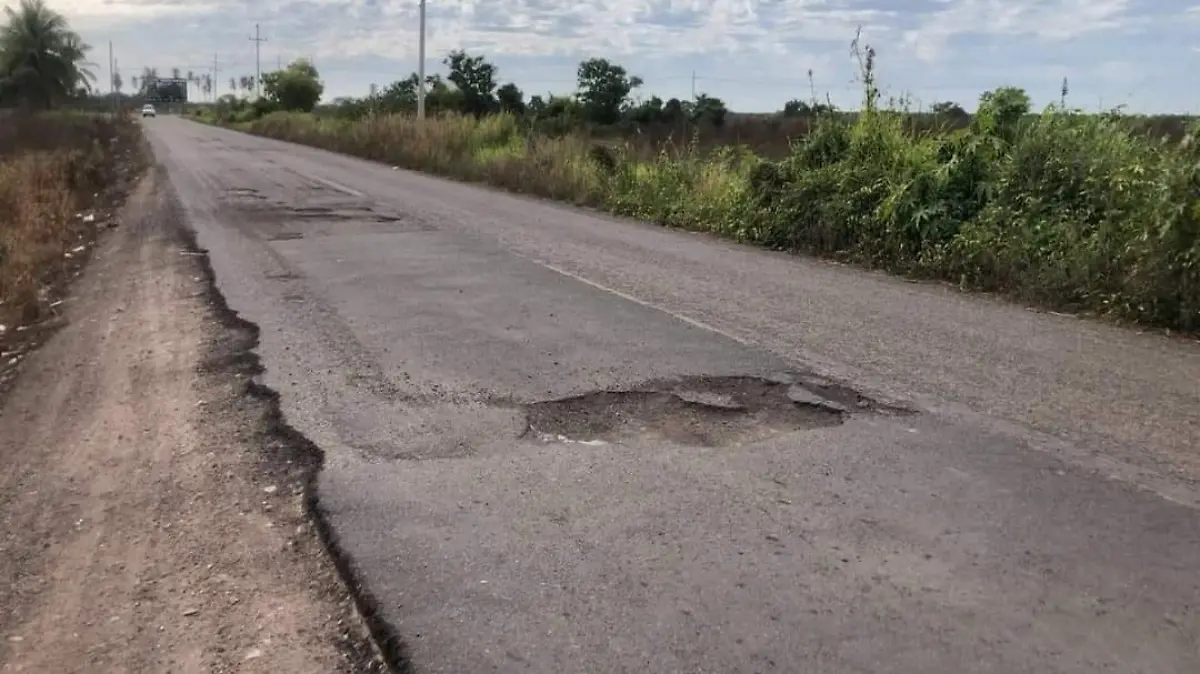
[14,0,1200,113]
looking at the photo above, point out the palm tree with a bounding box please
[138,66,159,98]
[0,0,96,108]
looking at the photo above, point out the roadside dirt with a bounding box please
[0,163,386,672]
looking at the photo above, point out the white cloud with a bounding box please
[3,0,222,29]
[302,0,896,61]
[902,0,1135,63]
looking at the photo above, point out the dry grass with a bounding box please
[0,112,136,331]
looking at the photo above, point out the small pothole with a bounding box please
[524,374,888,448]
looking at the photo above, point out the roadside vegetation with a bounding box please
[194,36,1200,332]
[0,0,139,336]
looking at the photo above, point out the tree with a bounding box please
[496,82,524,115]
[527,93,582,133]
[662,97,685,122]
[372,72,460,115]
[626,95,665,125]
[424,74,463,114]
[0,0,95,109]
[331,95,369,119]
[690,93,727,126]
[930,100,968,120]
[444,49,497,116]
[975,86,1030,140]
[378,74,419,112]
[171,66,181,80]
[111,69,122,94]
[576,58,641,126]
[260,58,323,111]
[140,66,158,96]
[783,99,812,117]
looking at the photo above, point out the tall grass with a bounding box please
[231,68,1200,332]
[0,112,134,328]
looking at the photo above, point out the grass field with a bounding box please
[202,85,1200,333]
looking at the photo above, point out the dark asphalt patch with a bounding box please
[524,374,896,447]
[365,374,913,461]
[223,185,421,234]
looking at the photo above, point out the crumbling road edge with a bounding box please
[169,170,413,674]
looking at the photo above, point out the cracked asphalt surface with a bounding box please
[145,116,1200,674]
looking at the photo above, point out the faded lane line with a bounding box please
[307,174,366,198]
[521,251,889,401]
[514,252,759,350]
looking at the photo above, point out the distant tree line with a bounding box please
[318,51,736,130]
[313,50,1003,133]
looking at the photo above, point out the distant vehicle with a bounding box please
[141,104,156,118]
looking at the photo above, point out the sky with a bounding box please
[8,0,1199,113]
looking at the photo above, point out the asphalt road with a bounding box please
[144,116,1200,674]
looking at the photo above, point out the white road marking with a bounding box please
[308,174,365,198]
[515,253,758,349]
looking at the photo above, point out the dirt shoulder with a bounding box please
[0,162,386,672]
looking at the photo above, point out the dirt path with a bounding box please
[0,166,385,673]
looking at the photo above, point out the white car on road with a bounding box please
[141,104,156,118]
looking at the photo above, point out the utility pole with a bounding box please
[114,58,121,115]
[691,70,696,99]
[249,23,267,98]
[213,53,220,101]
[417,0,426,120]
[108,41,115,116]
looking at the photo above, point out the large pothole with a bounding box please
[524,374,894,448]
